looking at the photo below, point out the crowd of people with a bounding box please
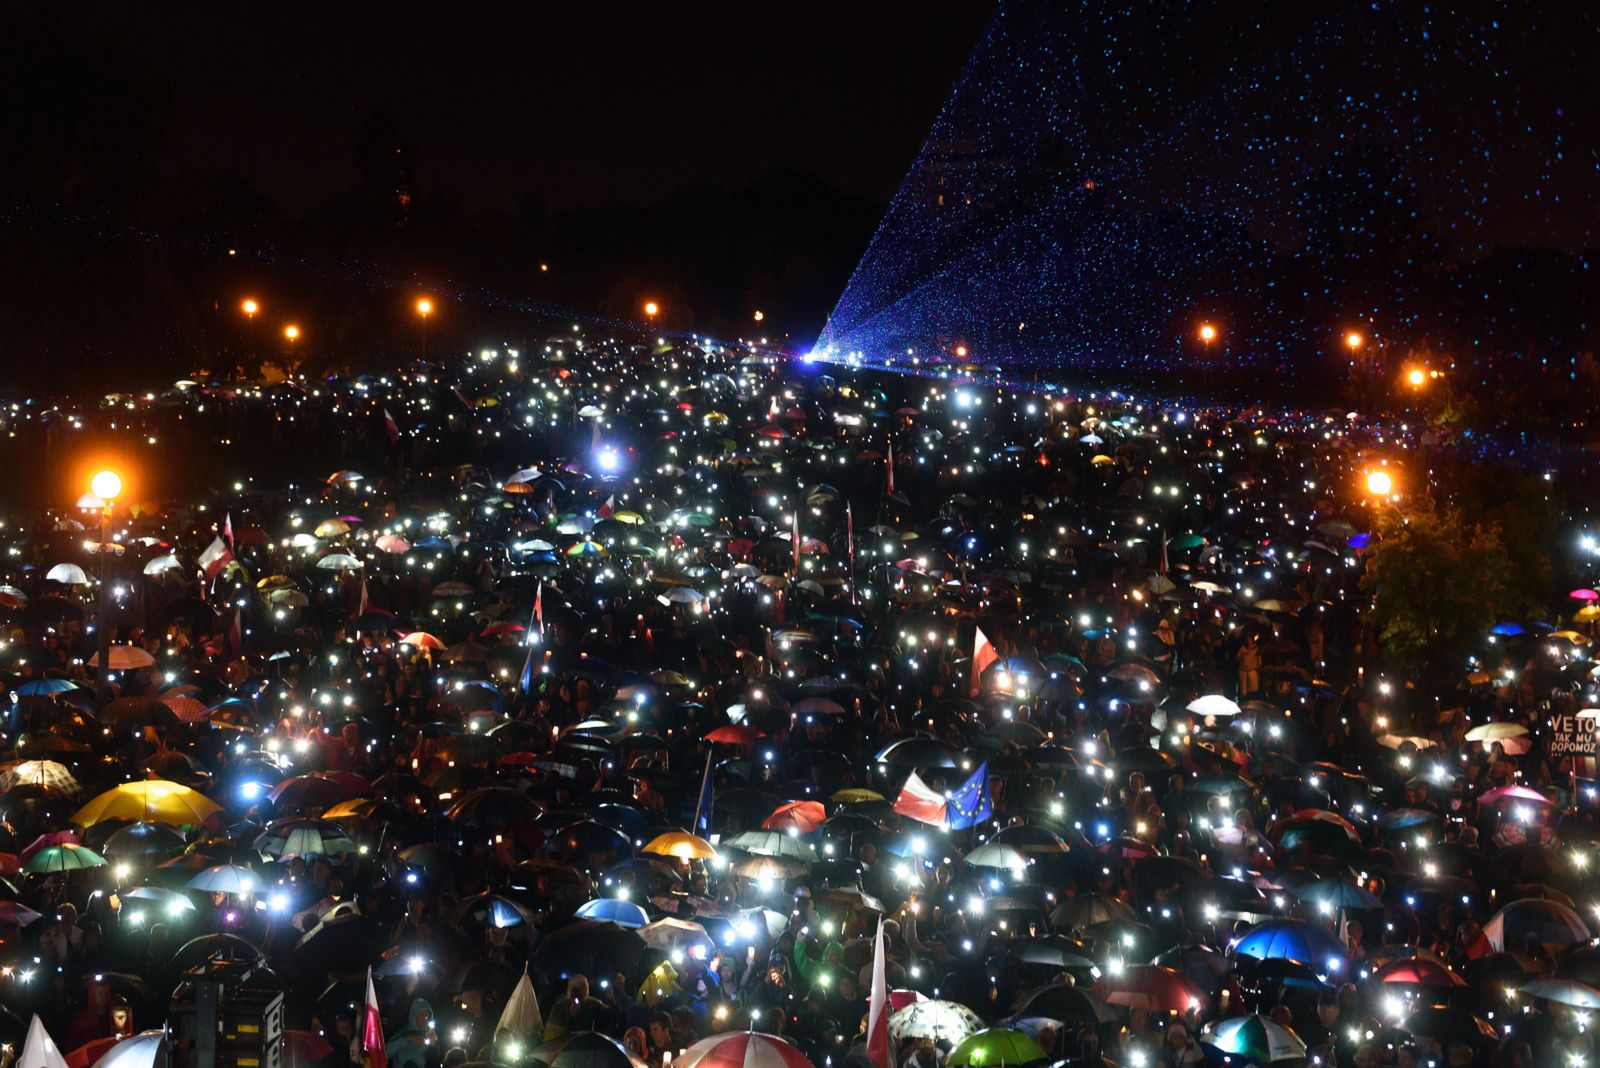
[0,334,1593,1068]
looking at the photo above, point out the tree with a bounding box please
[1360,499,1516,688]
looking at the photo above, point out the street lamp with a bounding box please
[1198,324,1217,344]
[1406,367,1427,387]
[643,301,659,320]
[241,299,259,319]
[284,324,300,348]
[1365,468,1394,498]
[1345,331,1363,352]
[416,298,434,357]
[753,310,765,323]
[91,470,121,702]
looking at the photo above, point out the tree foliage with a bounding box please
[1361,499,1516,685]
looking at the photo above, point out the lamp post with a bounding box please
[90,469,121,702]
[416,299,434,357]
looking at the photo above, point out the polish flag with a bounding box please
[891,771,948,827]
[866,919,890,1068]
[222,512,234,548]
[228,605,243,655]
[363,968,386,1068]
[198,536,234,582]
[970,625,998,696]
[384,408,400,445]
[598,496,615,520]
[885,441,895,496]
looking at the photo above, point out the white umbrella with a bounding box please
[45,563,90,586]
[142,555,183,576]
[639,917,712,953]
[18,1014,68,1068]
[92,646,156,671]
[1187,694,1243,718]
[963,842,1029,871]
[889,1000,984,1048]
[316,553,363,571]
[186,864,263,894]
[90,1032,166,1068]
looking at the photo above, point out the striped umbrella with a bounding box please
[1201,1016,1308,1063]
[677,1034,813,1068]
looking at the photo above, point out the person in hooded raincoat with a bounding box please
[386,998,438,1068]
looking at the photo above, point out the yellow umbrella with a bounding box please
[1090,454,1115,466]
[314,519,351,538]
[1575,606,1600,622]
[257,575,296,591]
[73,780,222,827]
[641,830,717,860]
[613,511,646,526]
[831,787,885,804]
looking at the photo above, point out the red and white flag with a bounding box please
[363,968,387,1068]
[533,581,544,636]
[356,575,371,618]
[198,536,234,582]
[791,507,801,572]
[885,441,895,496]
[866,918,890,1068]
[383,408,400,445]
[598,496,615,520]
[222,512,234,549]
[228,605,243,655]
[970,625,998,696]
[891,772,948,827]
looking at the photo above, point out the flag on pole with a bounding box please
[228,605,243,655]
[945,762,992,830]
[520,596,542,696]
[222,512,234,549]
[970,625,998,696]
[363,968,387,1068]
[692,749,715,836]
[198,536,235,582]
[791,507,801,572]
[846,501,857,606]
[866,919,890,1068]
[356,575,371,618]
[885,441,895,496]
[598,496,615,520]
[533,581,545,636]
[891,772,949,827]
[383,408,400,445]
[19,1013,69,1068]
[498,965,543,1037]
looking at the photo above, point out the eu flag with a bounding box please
[946,762,991,830]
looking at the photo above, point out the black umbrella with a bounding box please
[528,1031,639,1068]
[531,920,645,979]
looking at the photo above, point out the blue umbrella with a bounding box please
[14,679,80,696]
[576,897,650,928]
[1232,920,1346,970]
[1294,881,1382,911]
[1490,621,1525,637]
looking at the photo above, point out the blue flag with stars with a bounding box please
[946,762,991,830]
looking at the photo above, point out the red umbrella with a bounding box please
[481,621,525,638]
[21,830,78,863]
[706,725,765,746]
[889,989,927,1013]
[762,801,826,834]
[1095,965,1210,1015]
[163,695,210,724]
[678,1032,813,1068]
[1479,785,1554,808]
[1374,958,1466,987]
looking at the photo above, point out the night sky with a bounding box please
[10,4,991,214]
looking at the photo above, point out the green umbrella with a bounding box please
[1169,533,1208,551]
[1200,1016,1308,1063]
[25,843,107,873]
[947,1028,1049,1066]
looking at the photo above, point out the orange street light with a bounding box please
[753,310,765,322]
[284,324,300,343]
[1365,469,1394,498]
[643,301,660,319]
[416,298,433,318]
[1198,323,1218,343]
[1407,367,1427,387]
[241,299,259,319]
[91,470,122,502]
[1345,331,1363,351]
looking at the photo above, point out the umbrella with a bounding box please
[677,1034,812,1068]
[20,1013,69,1068]
[73,781,221,828]
[1187,695,1242,718]
[0,760,79,795]
[1373,958,1465,987]
[964,842,1029,871]
[1200,1016,1308,1064]
[527,1032,641,1068]
[24,843,106,874]
[641,831,716,860]
[498,969,544,1037]
[83,1033,165,1068]
[185,864,263,894]
[575,898,650,929]
[1521,978,1600,1008]
[889,1000,986,1048]
[253,819,358,859]
[1095,965,1210,1014]
[1482,898,1591,949]
[947,1029,1048,1067]
[761,801,827,833]
[91,646,156,671]
[1231,920,1346,968]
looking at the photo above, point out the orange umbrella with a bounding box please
[398,632,445,650]
[761,800,826,834]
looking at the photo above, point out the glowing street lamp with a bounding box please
[90,469,122,702]
[284,324,300,344]
[241,299,259,319]
[1365,469,1394,498]
[416,298,434,357]
[1345,330,1363,352]
[1198,324,1218,344]
[643,301,660,320]
[1406,367,1427,388]
[753,310,765,322]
